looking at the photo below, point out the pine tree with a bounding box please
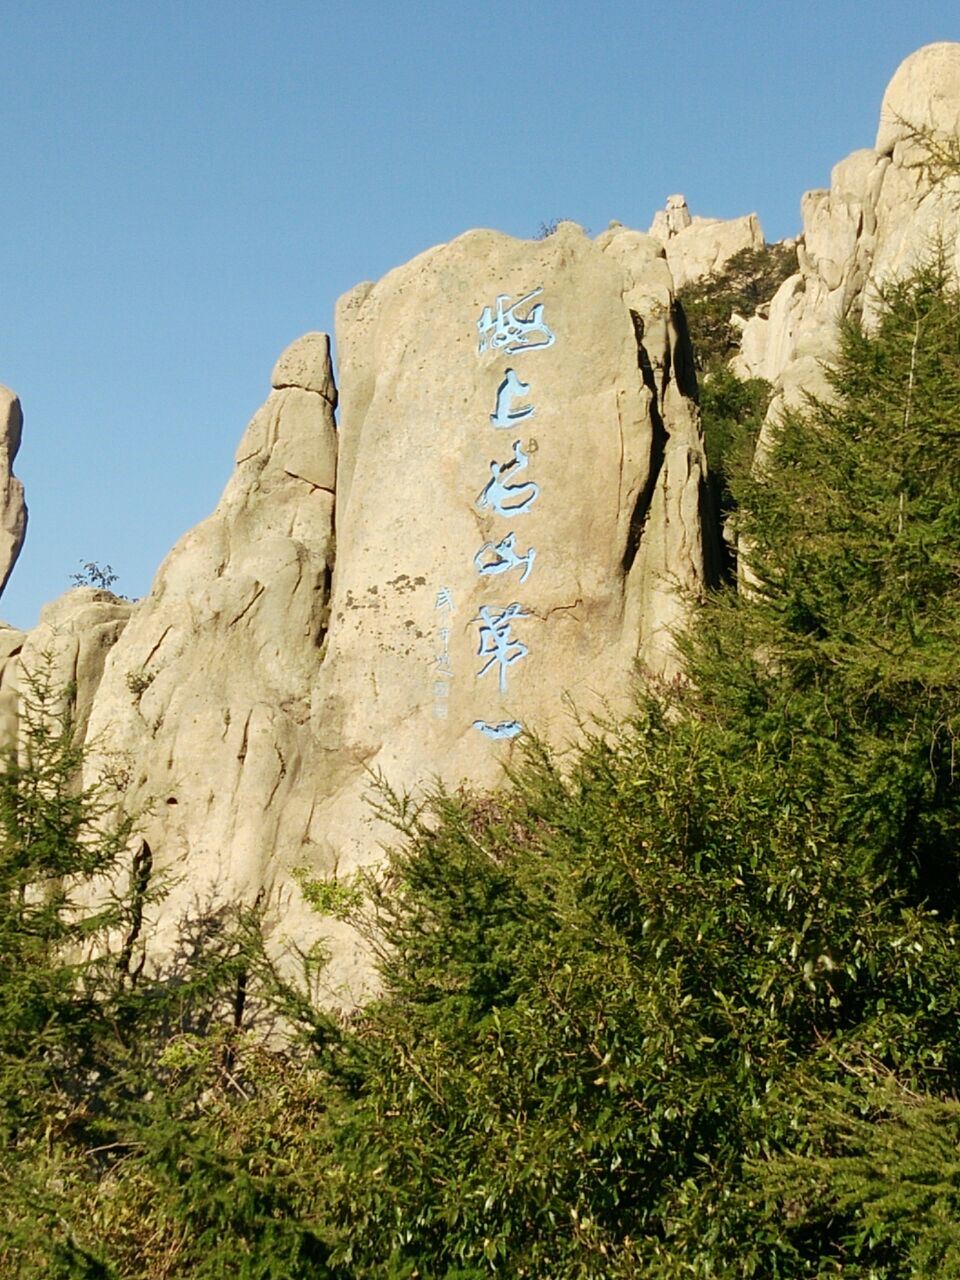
[688,255,960,911]
[0,659,322,1278]
[684,255,960,1277]
[310,259,960,1277]
[0,656,139,1143]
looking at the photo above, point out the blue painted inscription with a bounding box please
[472,719,523,740]
[477,288,556,355]
[490,368,535,427]
[474,602,529,693]
[476,440,539,517]
[474,532,536,584]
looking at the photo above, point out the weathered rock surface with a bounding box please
[649,194,692,240]
[648,195,765,289]
[0,387,27,598]
[876,41,960,164]
[8,41,956,1007]
[25,590,134,738]
[735,43,960,432]
[82,334,340,978]
[271,331,338,399]
[68,225,714,1003]
[320,225,710,919]
[0,589,132,759]
[0,586,133,773]
[0,623,25,745]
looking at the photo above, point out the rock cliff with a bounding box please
[649,195,766,290]
[2,42,957,1001]
[735,42,960,435]
[68,223,713,1001]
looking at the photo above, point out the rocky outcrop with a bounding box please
[0,591,134,752]
[876,40,960,164]
[25,591,134,739]
[735,43,960,429]
[649,195,765,290]
[81,332,340,976]
[69,225,714,1003]
[11,33,955,1010]
[8,42,955,1006]
[0,387,27,598]
[0,624,25,745]
[649,194,692,239]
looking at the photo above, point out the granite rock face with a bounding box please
[735,43,960,432]
[82,334,341,978]
[0,623,25,746]
[71,225,713,1002]
[648,195,765,290]
[8,42,955,1005]
[0,589,133,772]
[649,193,693,239]
[876,40,960,164]
[24,591,134,739]
[0,387,27,598]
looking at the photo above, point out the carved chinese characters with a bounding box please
[476,440,539,517]
[474,533,535,584]
[432,587,454,721]
[490,369,535,427]
[469,287,555,741]
[476,288,556,355]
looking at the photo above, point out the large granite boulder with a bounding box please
[876,41,960,165]
[74,225,714,1003]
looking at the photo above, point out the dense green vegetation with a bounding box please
[6,256,960,1276]
[680,241,798,572]
[679,242,798,374]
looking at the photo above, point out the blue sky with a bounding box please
[0,1,957,628]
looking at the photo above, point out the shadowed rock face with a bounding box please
[62,224,713,1004]
[0,387,26,598]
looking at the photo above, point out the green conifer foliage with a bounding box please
[678,241,798,373]
[0,660,331,1278]
[757,1085,960,1276]
[314,261,960,1277]
[0,658,137,1143]
[690,258,960,911]
[7,260,960,1277]
[0,657,140,1274]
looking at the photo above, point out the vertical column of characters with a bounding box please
[432,586,455,719]
[471,288,555,741]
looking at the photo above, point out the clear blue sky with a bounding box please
[1,1,957,628]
